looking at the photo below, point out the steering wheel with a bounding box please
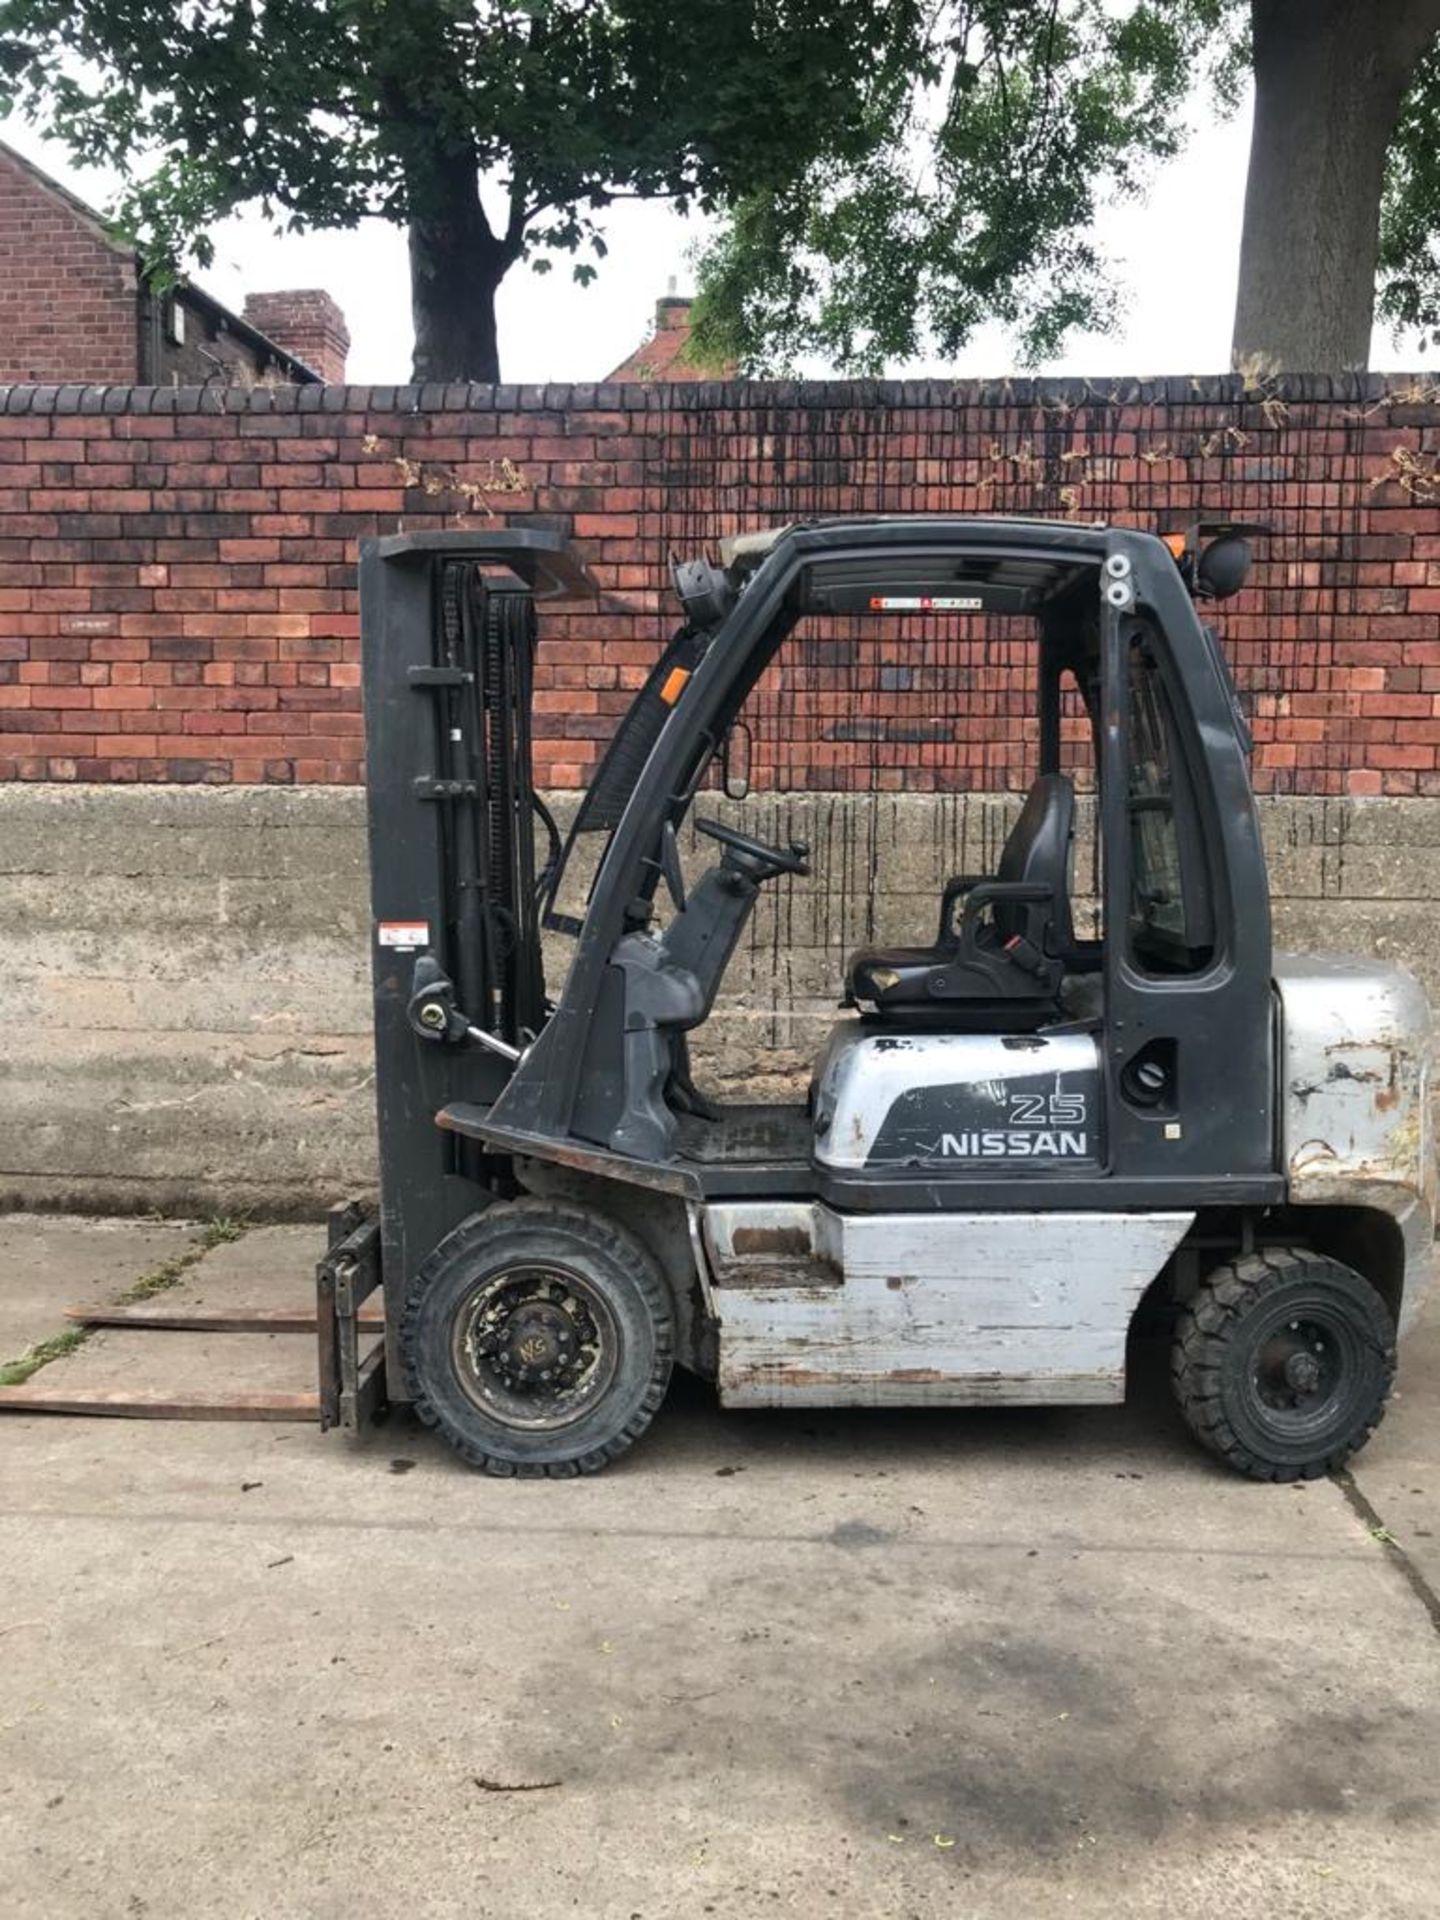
[694,815,810,877]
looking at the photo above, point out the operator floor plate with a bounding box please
[675,1103,811,1166]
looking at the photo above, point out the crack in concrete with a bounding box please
[1334,1466,1440,1638]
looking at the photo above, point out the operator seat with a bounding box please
[846,773,1076,1018]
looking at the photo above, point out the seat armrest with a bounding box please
[953,879,1061,983]
[959,879,1054,920]
[938,873,989,946]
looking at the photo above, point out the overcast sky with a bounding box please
[3,83,1434,386]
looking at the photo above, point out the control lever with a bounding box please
[406,953,523,1064]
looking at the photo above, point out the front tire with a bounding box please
[1171,1248,1395,1481]
[400,1200,674,1477]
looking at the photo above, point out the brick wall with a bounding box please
[0,375,1437,793]
[0,152,139,386]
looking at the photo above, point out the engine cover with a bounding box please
[812,1024,1102,1171]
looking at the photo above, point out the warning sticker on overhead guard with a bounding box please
[869,595,984,611]
[378,921,429,949]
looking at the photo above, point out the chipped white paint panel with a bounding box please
[705,1204,1193,1408]
[1276,953,1435,1333]
[1278,954,1431,1196]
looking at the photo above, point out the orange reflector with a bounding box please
[1163,532,1187,559]
[660,666,691,705]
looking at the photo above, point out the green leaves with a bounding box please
[693,0,1252,373]
[1378,38,1440,348]
[2,0,386,279]
[0,0,918,280]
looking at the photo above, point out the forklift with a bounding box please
[323,516,1433,1481]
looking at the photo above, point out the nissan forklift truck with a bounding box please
[329,516,1433,1481]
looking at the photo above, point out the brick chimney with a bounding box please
[242,288,350,383]
[605,292,735,382]
[654,294,694,334]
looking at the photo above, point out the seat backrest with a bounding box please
[995,773,1075,947]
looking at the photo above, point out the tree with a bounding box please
[690,1,1247,374]
[1232,0,1440,370]
[0,0,921,381]
[690,0,1440,375]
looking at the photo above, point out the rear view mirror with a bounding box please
[1164,520,1265,602]
[1196,533,1253,600]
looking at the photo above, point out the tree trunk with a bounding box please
[407,148,512,383]
[1231,0,1440,372]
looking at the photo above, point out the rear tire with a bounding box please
[1171,1247,1395,1481]
[400,1200,674,1477]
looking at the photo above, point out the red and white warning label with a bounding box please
[377,920,430,950]
[868,595,984,611]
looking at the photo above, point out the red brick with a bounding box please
[0,384,1436,790]
[93,686,156,711]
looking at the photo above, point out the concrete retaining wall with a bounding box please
[0,786,373,1215]
[3,783,1438,1215]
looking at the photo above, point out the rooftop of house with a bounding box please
[605,294,735,383]
[0,136,341,384]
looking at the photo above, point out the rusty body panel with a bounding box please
[701,1202,1192,1407]
[1276,954,1434,1334]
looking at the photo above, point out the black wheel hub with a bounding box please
[453,1265,617,1432]
[1283,1350,1322,1395]
[1253,1316,1341,1416]
[494,1300,584,1387]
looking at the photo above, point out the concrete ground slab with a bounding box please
[168,1223,324,1308]
[0,1215,1436,1919]
[6,1222,342,1402]
[0,1213,196,1362]
[1349,1309,1440,1595]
